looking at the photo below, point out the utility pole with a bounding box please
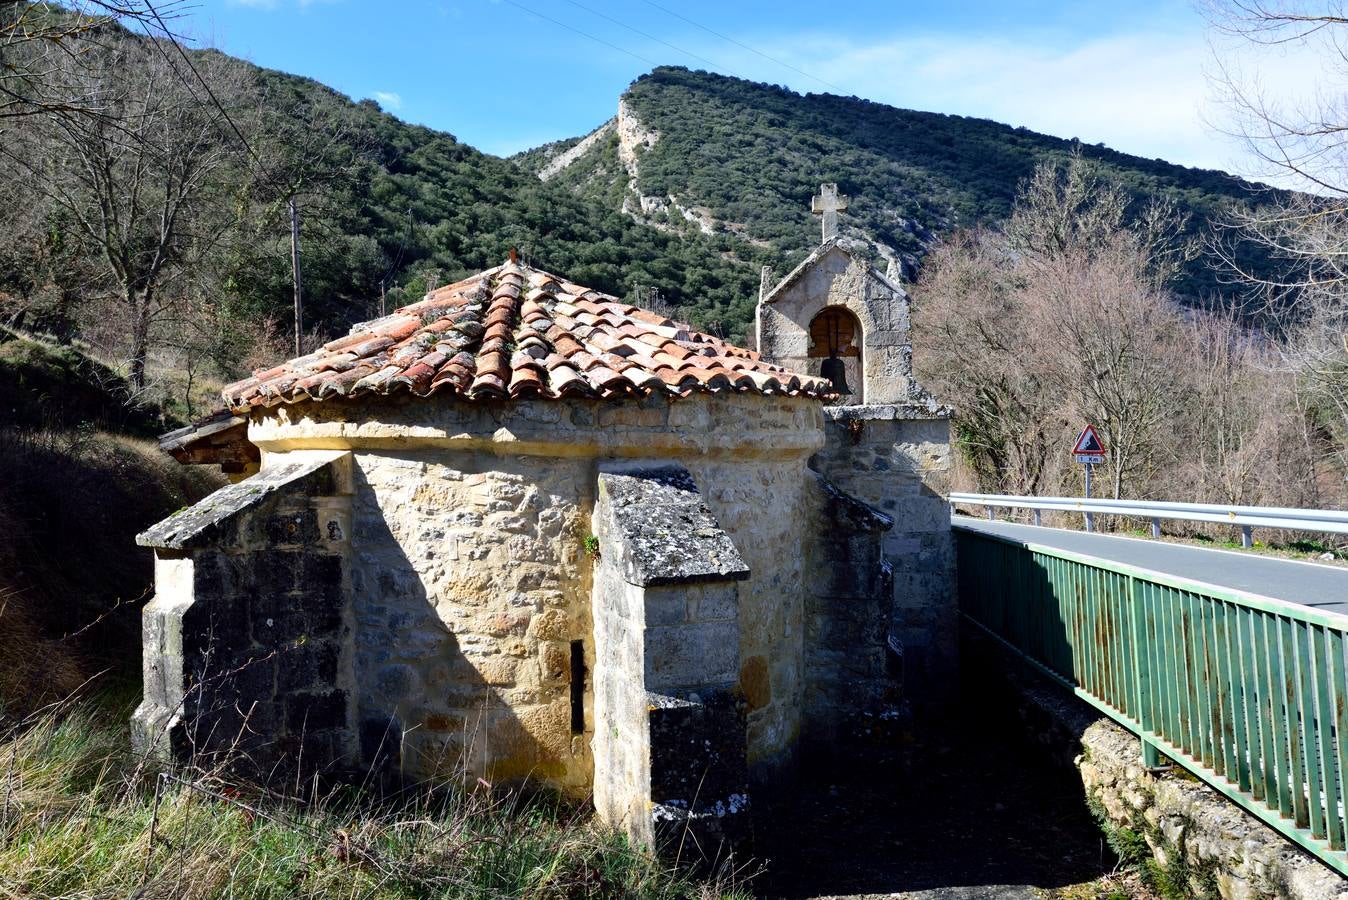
[1084,461,1094,533]
[289,196,303,356]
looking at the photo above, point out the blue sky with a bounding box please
[177,0,1300,175]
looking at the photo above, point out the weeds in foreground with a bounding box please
[0,693,746,899]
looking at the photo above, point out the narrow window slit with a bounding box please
[569,639,585,734]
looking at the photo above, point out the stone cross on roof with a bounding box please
[811,182,849,242]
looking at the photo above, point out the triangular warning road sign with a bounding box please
[1072,424,1105,455]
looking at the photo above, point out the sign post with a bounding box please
[1071,425,1106,532]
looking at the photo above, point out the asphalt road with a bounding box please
[954,515,1348,616]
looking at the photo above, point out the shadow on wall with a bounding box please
[348,463,558,790]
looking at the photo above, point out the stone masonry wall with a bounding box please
[756,243,916,406]
[812,408,956,709]
[680,455,810,784]
[801,472,893,752]
[591,572,650,842]
[350,449,594,790]
[134,452,356,777]
[248,393,820,795]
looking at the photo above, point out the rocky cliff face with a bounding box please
[613,98,718,236]
[537,119,615,182]
[529,90,925,275]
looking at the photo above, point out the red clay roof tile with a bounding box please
[221,259,833,409]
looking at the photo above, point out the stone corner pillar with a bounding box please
[589,463,753,861]
[812,403,958,713]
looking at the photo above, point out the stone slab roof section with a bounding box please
[158,409,246,453]
[222,259,833,411]
[809,470,894,533]
[596,466,749,587]
[137,455,336,550]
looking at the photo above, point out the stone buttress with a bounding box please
[589,464,751,858]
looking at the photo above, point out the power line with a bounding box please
[558,0,723,71]
[139,0,264,172]
[498,0,661,68]
[639,0,842,92]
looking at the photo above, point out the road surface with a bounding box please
[954,515,1348,616]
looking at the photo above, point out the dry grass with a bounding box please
[0,692,749,899]
[0,587,85,711]
[1044,869,1159,899]
[0,426,222,705]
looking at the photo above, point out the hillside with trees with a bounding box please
[2,6,1339,521]
[522,66,1284,305]
[3,37,1298,412]
[0,13,772,409]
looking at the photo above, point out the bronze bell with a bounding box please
[820,354,850,395]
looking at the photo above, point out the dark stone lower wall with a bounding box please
[649,690,751,865]
[801,472,894,753]
[134,456,355,779]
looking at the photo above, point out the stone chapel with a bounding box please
[136,186,954,852]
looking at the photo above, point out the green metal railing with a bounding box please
[956,525,1348,875]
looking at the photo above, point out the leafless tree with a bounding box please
[1203,1,1348,484]
[1006,151,1198,286]
[914,229,1066,496]
[913,155,1333,510]
[1031,244,1184,499]
[3,31,245,389]
[0,1,181,121]
[1203,1,1348,195]
[1170,308,1319,506]
[918,157,1199,499]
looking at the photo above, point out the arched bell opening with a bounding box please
[807,306,863,404]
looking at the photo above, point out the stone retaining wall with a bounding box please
[979,631,1348,899]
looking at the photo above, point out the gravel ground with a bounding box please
[754,710,1119,899]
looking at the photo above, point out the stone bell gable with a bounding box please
[756,239,922,407]
[755,187,957,708]
[136,256,913,861]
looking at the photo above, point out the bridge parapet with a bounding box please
[957,523,1348,878]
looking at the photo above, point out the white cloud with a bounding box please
[371,91,403,110]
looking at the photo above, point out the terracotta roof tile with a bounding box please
[221,259,834,409]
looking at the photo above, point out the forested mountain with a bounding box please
[519,66,1283,305]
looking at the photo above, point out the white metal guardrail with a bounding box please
[950,492,1348,544]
